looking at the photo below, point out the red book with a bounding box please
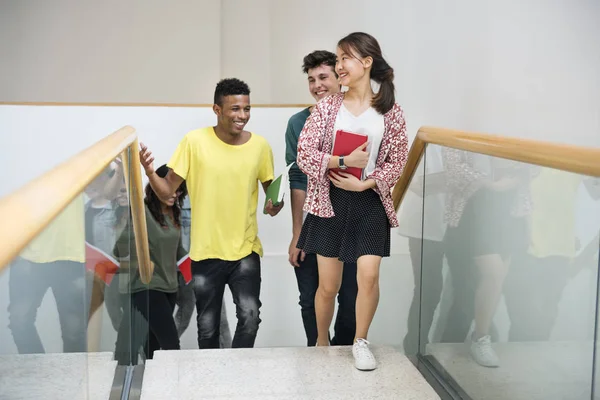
[330,130,368,180]
[177,255,192,284]
[85,242,120,285]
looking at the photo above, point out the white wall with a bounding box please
[0,0,222,103]
[220,0,274,104]
[2,0,599,122]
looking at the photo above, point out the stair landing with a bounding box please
[0,352,116,400]
[141,346,440,400]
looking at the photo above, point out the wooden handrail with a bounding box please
[0,126,153,284]
[393,126,600,211]
[121,138,153,283]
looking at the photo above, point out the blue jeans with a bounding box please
[294,254,357,346]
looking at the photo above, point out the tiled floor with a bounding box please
[142,346,440,400]
[0,352,116,400]
[427,341,595,400]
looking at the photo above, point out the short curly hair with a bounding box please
[214,78,251,106]
[302,50,337,77]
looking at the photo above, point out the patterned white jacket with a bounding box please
[297,92,408,227]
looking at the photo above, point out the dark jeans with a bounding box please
[504,254,571,341]
[294,254,357,346]
[174,271,233,347]
[8,257,88,354]
[403,238,445,354]
[115,290,180,365]
[88,272,123,332]
[104,278,124,331]
[174,271,196,337]
[192,252,261,349]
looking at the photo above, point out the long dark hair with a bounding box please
[144,164,187,227]
[338,32,395,114]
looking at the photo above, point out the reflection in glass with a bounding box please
[8,196,87,354]
[504,171,599,342]
[420,145,600,399]
[85,157,129,352]
[441,150,532,368]
[0,195,90,398]
[397,146,447,355]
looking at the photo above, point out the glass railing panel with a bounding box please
[0,196,91,398]
[421,144,600,400]
[82,151,140,400]
[83,150,159,371]
[396,152,428,356]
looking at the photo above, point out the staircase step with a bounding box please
[142,346,439,399]
[0,352,116,400]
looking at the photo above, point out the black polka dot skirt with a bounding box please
[297,184,391,263]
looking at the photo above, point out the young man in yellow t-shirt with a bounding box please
[140,78,283,349]
[504,171,600,341]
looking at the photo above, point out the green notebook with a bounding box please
[263,163,293,214]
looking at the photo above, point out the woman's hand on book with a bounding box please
[344,142,369,168]
[329,171,367,192]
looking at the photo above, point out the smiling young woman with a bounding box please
[296,32,408,371]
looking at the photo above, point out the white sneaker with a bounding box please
[469,335,499,368]
[353,338,377,371]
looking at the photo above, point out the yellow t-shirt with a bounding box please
[20,195,85,263]
[528,169,583,258]
[168,127,274,261]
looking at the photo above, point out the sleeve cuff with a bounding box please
[261,173,275,183]
[369,172,391,195]
[318,153,332,182]
[166,163,187,181]
[289,181,307,191]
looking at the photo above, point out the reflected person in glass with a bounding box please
[8,197,88,354]
[396,147,446,354]
[84,161,128,350]
[504,172,600,341]
[442,151,532,367]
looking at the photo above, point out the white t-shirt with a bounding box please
[333,104,385,179]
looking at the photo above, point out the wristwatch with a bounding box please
[338,155,348,170]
